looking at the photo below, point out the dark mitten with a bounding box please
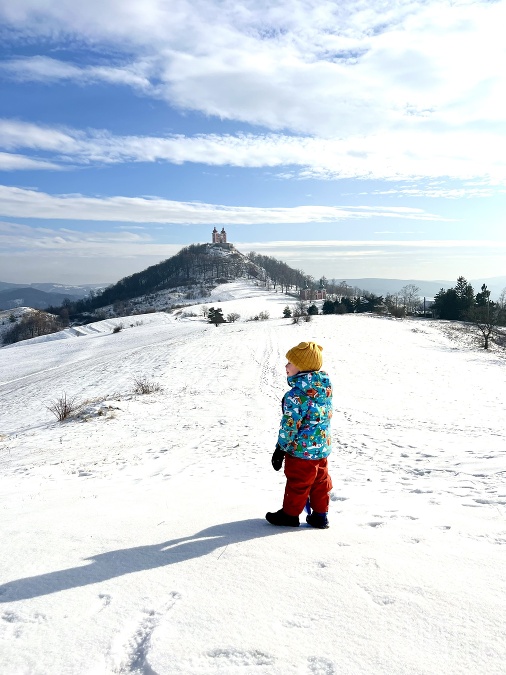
[271,444,285,471]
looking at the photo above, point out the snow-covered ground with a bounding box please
[0,280,505,675]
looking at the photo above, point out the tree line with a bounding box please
[432,276,506,349]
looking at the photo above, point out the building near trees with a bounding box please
[212,227,228,244]
[300,280,327,301]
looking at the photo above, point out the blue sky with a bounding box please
[1,0,505,285]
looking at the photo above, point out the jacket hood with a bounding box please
[287,370,331,403]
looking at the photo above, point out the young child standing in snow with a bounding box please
[266,341,333,529]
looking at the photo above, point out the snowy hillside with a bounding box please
[0,282,505,675]
[0,307,35,342]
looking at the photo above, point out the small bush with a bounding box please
[46,393,84,422]
[258,310,270,321]
[389,307,406,319]
[112,323,124,333]
[227,312,240,322]
[494,330,506,348]
[132,376,163,395]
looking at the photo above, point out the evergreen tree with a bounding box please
[208,307,226,326]
[433,288,460,320]
[361,293,384,313]
[475,284,491,307]
[340,297,354,313]
[454,276,475,317]
[307,304,319,316]
[322,299,335,315]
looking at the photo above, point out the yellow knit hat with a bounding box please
[286,341,323,372]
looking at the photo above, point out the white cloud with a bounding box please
[1,1,505,137]
[0,185,445,224]
[241,239,506,251]
[1,56,154,91]
[2,119,506,186]
[0,220,149,249]
[0,151,61,170]
[0,222,183,283]
[237,236,506,281]
[2,221,505,285]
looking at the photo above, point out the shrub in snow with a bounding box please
[132,376,163,395]
[46,393,84,422]
[227,312,240,322]
[112,324,124,333]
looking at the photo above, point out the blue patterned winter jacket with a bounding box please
[277,370,333,460]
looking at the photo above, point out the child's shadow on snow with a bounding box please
[0,519,297,602]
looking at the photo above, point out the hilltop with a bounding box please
[48,243,311,320]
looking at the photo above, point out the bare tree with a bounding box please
[399,284,421,315]
[498,287,506,312]
[466,289,503,349]
[291,300,308,324]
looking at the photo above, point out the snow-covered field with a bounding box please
[0,280,505,675]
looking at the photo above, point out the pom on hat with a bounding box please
[286,341,323,372]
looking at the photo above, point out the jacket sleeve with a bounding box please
[277,390,309,450]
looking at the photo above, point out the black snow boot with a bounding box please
[265,509,300,527]
[306,512,329,529]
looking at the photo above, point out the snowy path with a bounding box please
[0,287,505,674]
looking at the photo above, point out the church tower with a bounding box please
[212,227,227,244]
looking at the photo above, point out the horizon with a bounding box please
[1,1,506,284]
[1,239,506,295]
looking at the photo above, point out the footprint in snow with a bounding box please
[207,648,274,667]
[109,592,181,674]
[307,655,337,674]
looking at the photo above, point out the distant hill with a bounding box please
[0,287,76,311]
[0,281,21,292]
[29,282,108,297]
[66,243,310,317]
[0,281,108,310]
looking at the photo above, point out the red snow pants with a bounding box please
[282,454,333,517]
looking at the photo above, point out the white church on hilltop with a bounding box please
[212,227,227,244]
